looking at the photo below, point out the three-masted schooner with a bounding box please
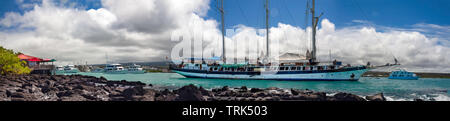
[170,0,369,81]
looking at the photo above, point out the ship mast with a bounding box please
[219,0,226,63]
[311,0,322,63]
[265,0,270,60]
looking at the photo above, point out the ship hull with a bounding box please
[55,70,79,74]
[172,67,369,81]
[128,70,146,74]
[104,70,128,74]
[388,76,419,80]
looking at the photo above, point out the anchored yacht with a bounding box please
[388,69,419,80]
[104,64,128,74]
[127,64,145,74]
[170,0,376,81]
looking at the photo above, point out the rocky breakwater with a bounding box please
[190,86,386,101]
[0,74,386,101]
[0,74,151,101]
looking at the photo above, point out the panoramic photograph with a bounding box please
[1,0,449,114]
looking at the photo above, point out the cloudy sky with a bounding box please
[0,0,449,72]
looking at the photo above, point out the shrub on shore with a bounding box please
[0,46,31,75]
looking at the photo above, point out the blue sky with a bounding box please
[0,0,102,17]
[205,0,450,29]
[1,0,449,29]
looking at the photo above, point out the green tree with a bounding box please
[0,46,31,75]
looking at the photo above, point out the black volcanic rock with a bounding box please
[155,94,177,101]
[73,85,85,90]
[267,87,278,90]
[221,86,229,92]
[239,86,248,92]
[289,92,328,101]
[0,74,377,102]
[212,86,230,93]
[253,92,269,97]
[291,89,300,95]
[330,92,366,101]
[99,76,107,81]
[50,76,61,81]
[122,86,147,99]
[211,88,220,93]
[365,93,386,101]
[160,89,171,95]
[199,86,213,97]
[175,84,204,101]
[10,92,25,98]
[132,90,156,101]
[57,91,74,97]
[250,88,264,93]
[41,86,58,93]
[59,94,88,101]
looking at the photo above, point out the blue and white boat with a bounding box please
[171,63,368,81]
[54,66,65,73]
[54,65,80,74]
[64,65,80,73]
[104,64,128,74]
[127,64,146,74]
[170,0,372,81]
[388,69,419,80]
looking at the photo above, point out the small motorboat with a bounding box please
[388,69,419,80]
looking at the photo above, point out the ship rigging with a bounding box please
[169,0,393,81]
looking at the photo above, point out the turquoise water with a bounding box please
[76,72,450,101]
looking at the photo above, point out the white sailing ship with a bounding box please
[170,0,388,81]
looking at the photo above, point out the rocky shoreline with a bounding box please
[0,74,386,101]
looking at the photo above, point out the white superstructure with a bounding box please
[104,64,128,74]
[127,64,145,74]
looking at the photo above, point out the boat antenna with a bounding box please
[218,0,226,64]
[105,52,108,64]
[105,52,108,69]
[329,49,332,62]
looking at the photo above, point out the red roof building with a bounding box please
[18,53,55,62]
[17,53,56,74]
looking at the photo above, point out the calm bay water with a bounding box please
[77,72,450,101]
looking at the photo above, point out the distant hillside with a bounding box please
[363,71,450,78]
[89,61,170,67]
[121,61,170,67]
